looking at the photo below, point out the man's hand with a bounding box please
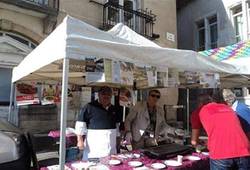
[124,131,132,144]
[77,135,85,150]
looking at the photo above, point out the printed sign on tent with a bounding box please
[85,57,105,83]
[157,68,168,87]
[184,71,199,84]
[134,65,148,88]
[120,61,134,86]
[104,59,112,83]
[41,83,61,105]
[168,68,180,87]
[112,60,121,84]
[199,73,220,88]
[16,82,39,106]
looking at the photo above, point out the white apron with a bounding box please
[83,129,117,160]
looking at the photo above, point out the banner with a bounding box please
[16,82,39,106]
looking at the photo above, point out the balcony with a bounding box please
[102,1,158,40]
[0,0,59,16]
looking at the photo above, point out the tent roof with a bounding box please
[12,16,241,84]
[200,41,250,74]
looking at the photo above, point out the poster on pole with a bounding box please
[16,82,39,106]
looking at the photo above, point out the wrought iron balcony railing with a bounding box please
[0,0,59,15]
[103,1,158,40]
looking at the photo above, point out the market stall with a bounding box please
[10,16,244,170]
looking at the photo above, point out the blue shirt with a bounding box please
[232,100,250,133]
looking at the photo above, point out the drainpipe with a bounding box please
[119,0,124,23]
[242,0,248,40]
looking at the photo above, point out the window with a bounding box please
[197,20,205,51]
[196,14,218,51]
[231,5,243,42]
[0,68,12,104]
[209,15,218,49]
[0,31,37,49]
[107,0,119,24]
[124,0,134,28]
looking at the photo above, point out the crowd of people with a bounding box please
[75,86,250,169]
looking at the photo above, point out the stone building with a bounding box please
[0,0,177,132]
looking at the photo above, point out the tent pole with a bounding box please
[8,82,14,123]
[186,88,190,132]
[59,58,69,170]
[122,106,126,122]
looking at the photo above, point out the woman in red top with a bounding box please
[199,90,250,169]
[191,94,212,146]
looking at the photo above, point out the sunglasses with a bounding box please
[150,94,160,99]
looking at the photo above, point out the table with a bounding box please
[48,130,77,147]
[41,151,209,170]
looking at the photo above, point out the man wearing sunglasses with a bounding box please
[75,86,120,160]
[124,89,175,149]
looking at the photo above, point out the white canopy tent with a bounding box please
[10,16,244,169]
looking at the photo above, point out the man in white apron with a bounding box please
[75,86,120,160]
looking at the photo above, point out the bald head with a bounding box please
[222,89,236,106]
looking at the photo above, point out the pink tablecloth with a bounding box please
[41,151,209,170]
[48,130,77,147]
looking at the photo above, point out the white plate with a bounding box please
[109,159,121,165]
[151,163,166,169]
[134,166,150,170]
[202,152,209,156]
[71,162,96,169]
[128,161,143,167]
[133,153,141,158]
[185,155,201,161]
[47,165,70,170]
[164,160,182,167]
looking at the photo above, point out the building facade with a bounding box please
[0,0,177,131]
[177,0,250,51]
[177,0,250,111]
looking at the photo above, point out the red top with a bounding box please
[199,102,250,159]
[191,106,203,129]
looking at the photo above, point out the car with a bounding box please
[0,119,32,170]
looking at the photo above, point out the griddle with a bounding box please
[142,143,192,159]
